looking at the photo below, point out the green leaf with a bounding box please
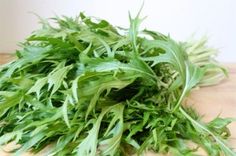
[128,3,146,53]
[76,106,111,156]
[83,72,135,118]
[208,118,235,130]
[0,92,22,117]
[14,132,45,156]
[27,77,48,99]
[0,46,50,82]
[62,95,71,128]
[173,63,204,111]
[0,131,19,145]
[48,64,73,95]
[0,11,234,156]
[180,107,236,156]
[142,38,186,78]
[99,104,124,156]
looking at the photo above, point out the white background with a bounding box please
[0,0,236,62]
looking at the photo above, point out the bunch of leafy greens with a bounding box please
[0,11,235,156]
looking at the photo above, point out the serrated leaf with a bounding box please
[14,132,45,156]
[48,64,73,95]
[27,77,48,99]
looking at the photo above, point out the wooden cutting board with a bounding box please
[0,54,235,155]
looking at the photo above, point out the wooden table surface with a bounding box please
[0,54,235,155]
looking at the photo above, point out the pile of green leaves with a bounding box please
[0,12,235,156]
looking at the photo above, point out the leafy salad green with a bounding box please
[0,11,235,156]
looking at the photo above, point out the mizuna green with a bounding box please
[0,12,235,156]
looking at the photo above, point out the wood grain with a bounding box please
[0,54,15,64]
[0,54,235,155]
